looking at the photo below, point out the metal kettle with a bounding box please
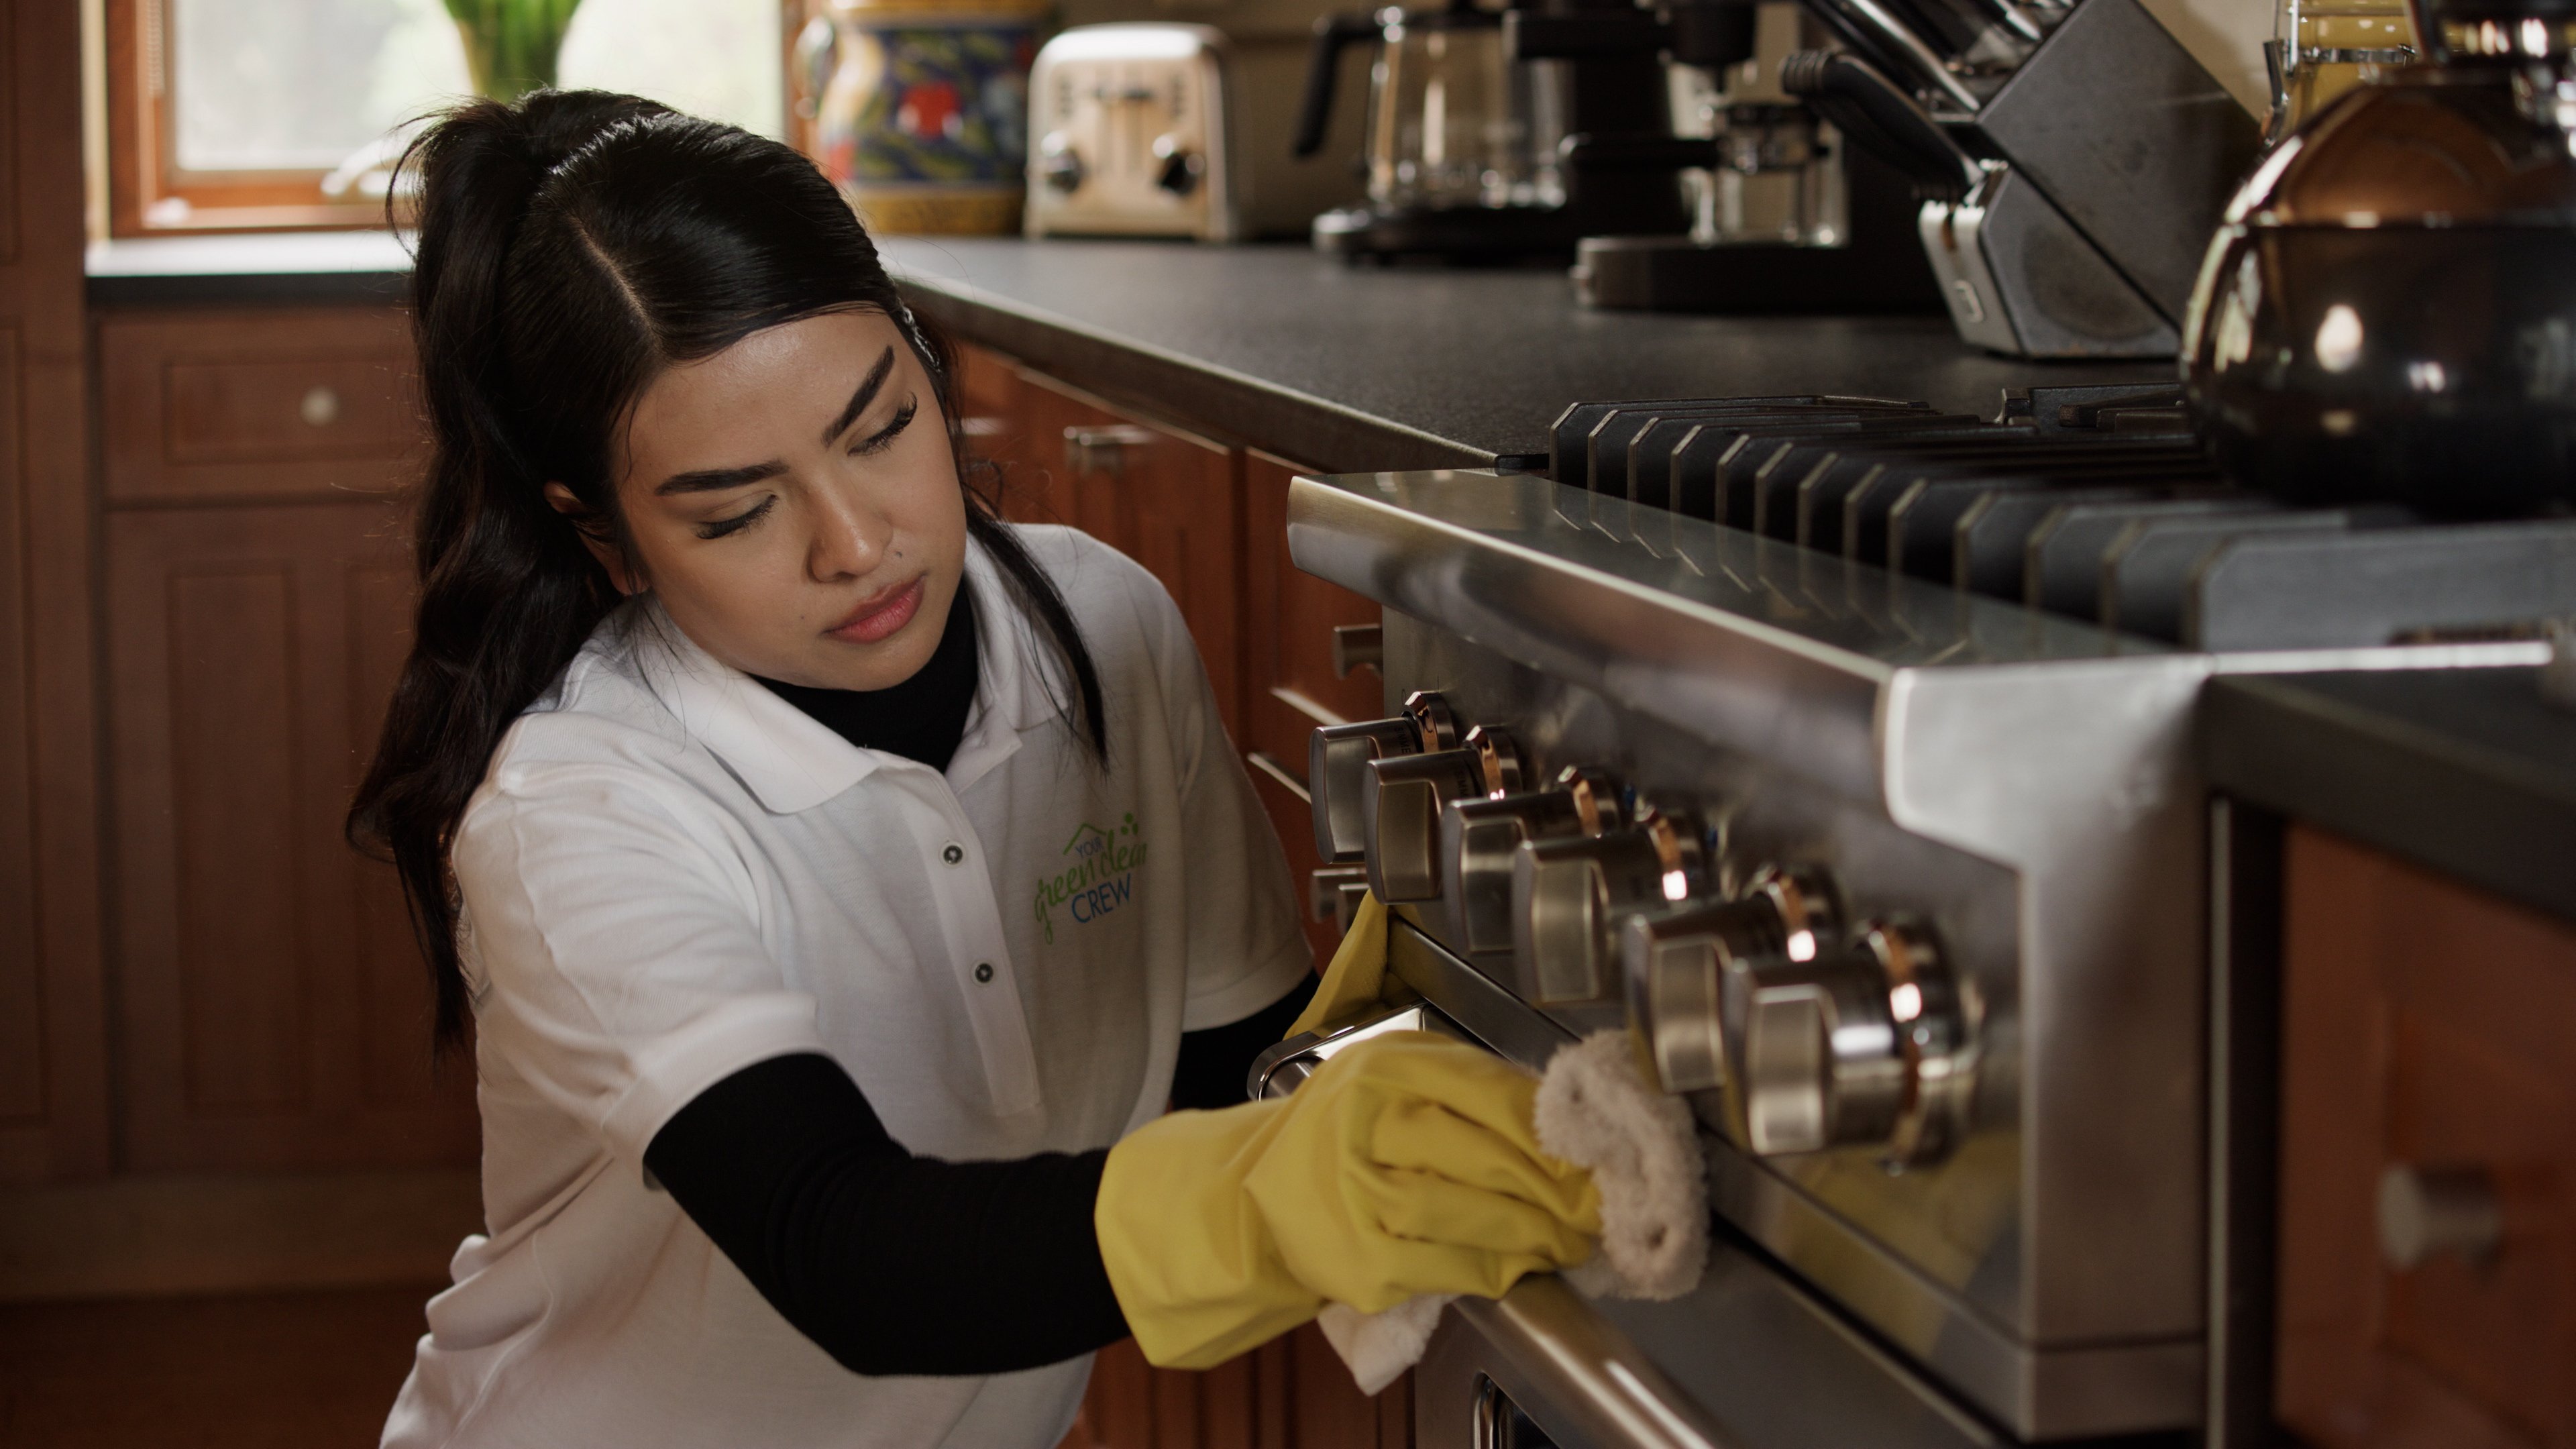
[2184,0,2576,517]
[1291,0,1574,254]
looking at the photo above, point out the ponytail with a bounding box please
[350,93,1104,1053]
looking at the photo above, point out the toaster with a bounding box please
[1025,24,1240,242]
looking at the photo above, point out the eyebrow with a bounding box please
[651,346,901,496]
[821,345,898,447]
[655,459,790,496]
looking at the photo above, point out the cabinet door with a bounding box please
[2277,825,2576,1449]
[1240,451,1383,780]
[105,502,476,1173]
[1008,371,1244,737]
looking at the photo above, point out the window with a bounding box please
[108,0,786,234]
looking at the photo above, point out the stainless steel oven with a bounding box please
[1260,435,2555,1447]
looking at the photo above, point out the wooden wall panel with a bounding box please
[108,504,474,1174]
[0,0,110,1181]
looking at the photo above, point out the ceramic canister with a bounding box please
[812,0,1049,233]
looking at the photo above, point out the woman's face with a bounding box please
[584,309,969,692]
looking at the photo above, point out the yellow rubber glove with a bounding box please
[1096,1031,1602,1369]
[1286,890,1395,1038]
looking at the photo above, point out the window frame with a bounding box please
[103,0,415,235]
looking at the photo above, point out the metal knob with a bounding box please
[1734,918,1975,1165]
[1511,808,1707,1006]
[2377,1165,2502,1270]
[1307,692,1460,864]
[1038,131,1084,193]
[1362,725,1526,902]
[1441,766,1622,957]
[1621,865,1840,1095]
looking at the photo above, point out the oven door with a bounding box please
[1256,936,2008,1449]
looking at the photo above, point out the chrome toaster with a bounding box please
[1025,23,1239,243]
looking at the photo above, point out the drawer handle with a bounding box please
[300,386,341,427]
[1064,424,1155,476]
[2378,1164,2502,1270]
[1332,623,1383,679]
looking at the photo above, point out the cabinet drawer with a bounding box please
[101,308,423,504]
[2277,824,2576,1449]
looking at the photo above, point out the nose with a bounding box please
[807,478,892,583]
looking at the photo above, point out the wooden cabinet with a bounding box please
[103,502,472,1173]
[2277,824,2576,1449]
[0,0,112,1184]
[89,305,471,1178]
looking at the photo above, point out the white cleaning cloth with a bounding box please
[1316,1030,1709,1393]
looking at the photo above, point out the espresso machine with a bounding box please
[1517,0,1948,311]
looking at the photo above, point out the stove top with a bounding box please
[1546,383,2576,653]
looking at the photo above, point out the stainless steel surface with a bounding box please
[1291,467,2217,1438]
[1246,999,1460,1100]
[1620,867,1837,1097]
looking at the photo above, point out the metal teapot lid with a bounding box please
[2232,69,2576,226]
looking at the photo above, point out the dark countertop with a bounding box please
[93,231,2576,916]
[2206,665,2576,922]
[877,236,2167,470]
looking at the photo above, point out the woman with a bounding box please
[355,91,1599,1448]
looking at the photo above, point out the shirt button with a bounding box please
[973,962,995,983]
[941,842,965,865]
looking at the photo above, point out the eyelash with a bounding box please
[691,397,922,541]
[851,397,918,457]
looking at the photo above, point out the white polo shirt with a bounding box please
[383,525,1310,1449]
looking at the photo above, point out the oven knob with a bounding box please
[1308,691,1461,864]
[1621,865,1840,1095]
[1440,766,1622,957]
[1362,725,1526,902]
[1511,808,1709,1006]
[1734,918,1976,1166]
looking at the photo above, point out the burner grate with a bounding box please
[1547,384,2576,651]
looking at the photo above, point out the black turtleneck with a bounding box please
[643,583,1318,1376]
[757,582,981,771]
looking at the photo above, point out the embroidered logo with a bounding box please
[1034,812,1148,944]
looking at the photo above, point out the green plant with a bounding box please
[445,0,588,101]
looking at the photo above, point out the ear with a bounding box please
[542,482,643,596]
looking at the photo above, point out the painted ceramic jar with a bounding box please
[808,0,1047,233]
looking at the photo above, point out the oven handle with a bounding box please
[1457,1276,1735,1449]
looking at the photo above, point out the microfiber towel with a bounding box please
[1315,1030,1709,1394]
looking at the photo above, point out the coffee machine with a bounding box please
[1293,0,1689,258]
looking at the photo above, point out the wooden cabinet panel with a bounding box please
[2277,824,2576,1449]
[107,503,475,1173]
[1006,369,1246,736]
[0,0,111,1182]
[1242,450,1383,777]
[100,307,421,504]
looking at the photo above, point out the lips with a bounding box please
[826,576,926,645]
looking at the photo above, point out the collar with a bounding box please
[626,538,1055,814]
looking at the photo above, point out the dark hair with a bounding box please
[350,91,1106,1052]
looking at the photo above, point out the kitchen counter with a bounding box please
[2206,666,2576,923]
[878,236,2166,470]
